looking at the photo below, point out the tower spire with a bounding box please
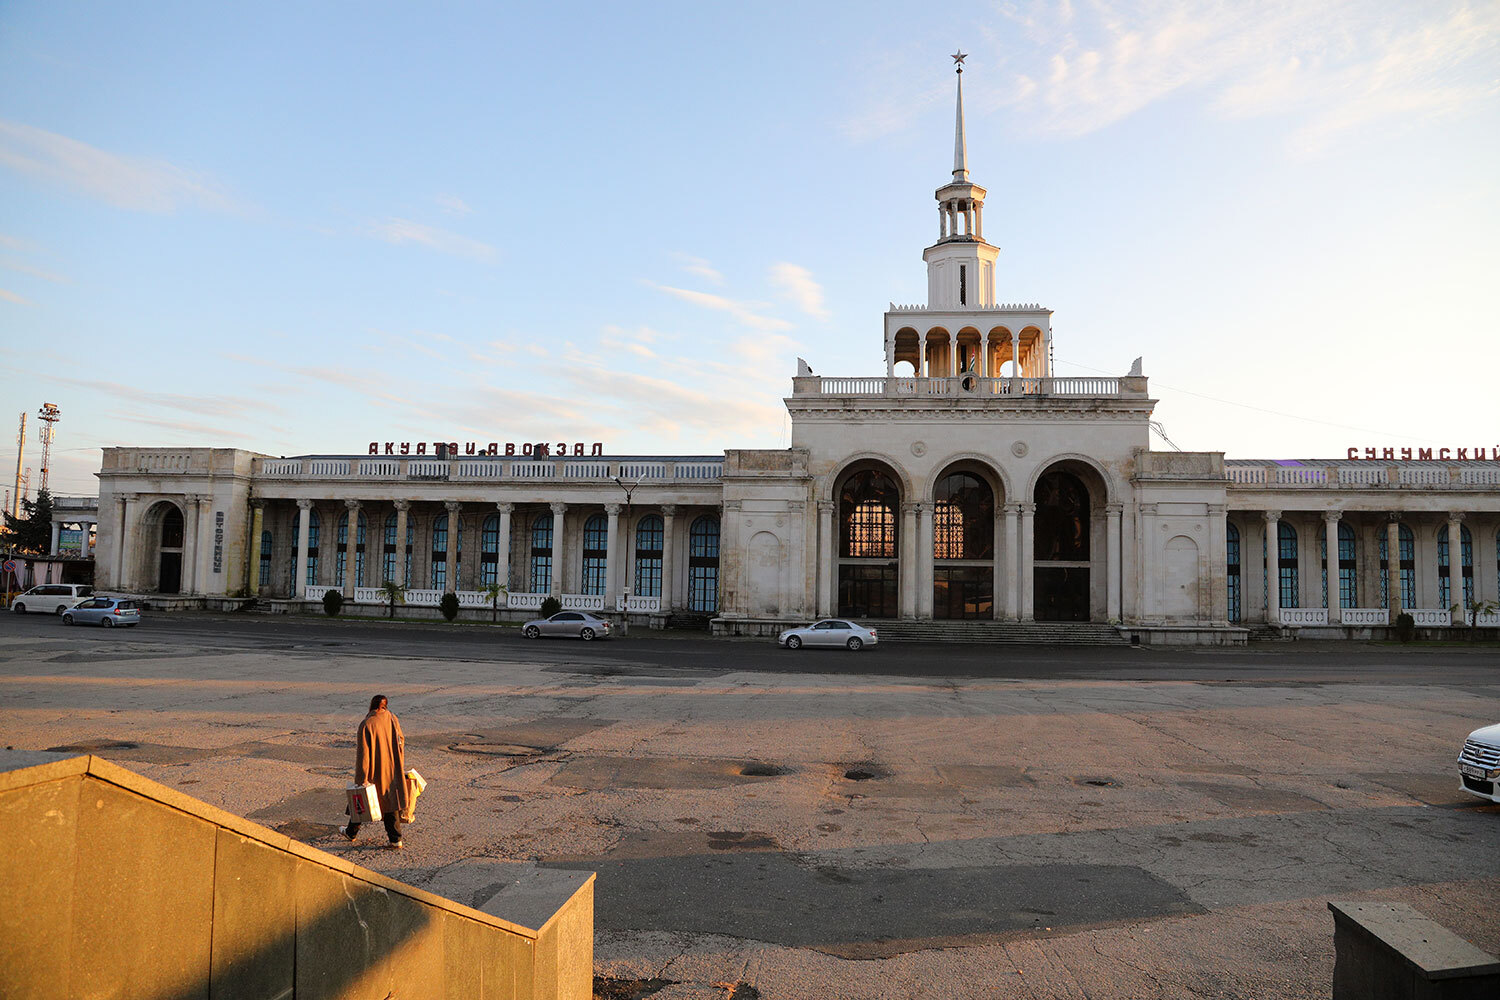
[952,51,969,183]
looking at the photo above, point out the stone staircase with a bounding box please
[665,610,716,632]
[869,620,1131,646]
[1243,623,1295,641]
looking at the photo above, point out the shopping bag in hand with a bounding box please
[347,782,381,823]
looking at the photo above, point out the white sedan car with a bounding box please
[1458,724,1500,803]
[778,619,878,651]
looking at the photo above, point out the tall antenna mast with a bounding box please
[37,403,59,494]
[11,412,25,519]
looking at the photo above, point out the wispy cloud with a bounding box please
[768,262,830,320]
[673,253,725,285]
[0,288,33,306]
[0,119,240,212]
[599,324,664,359]
[367,218,498,261]
[647,281,792,331]
[46,374,270,419]
[2,258,68,283]
[434,193,472,216]
[847,2,1500,153]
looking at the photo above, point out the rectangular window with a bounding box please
[959,264,967,306]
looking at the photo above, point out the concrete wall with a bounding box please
[0,752,593,1000]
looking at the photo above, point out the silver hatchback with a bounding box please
[62,597,142,628]
[521,611,613,641]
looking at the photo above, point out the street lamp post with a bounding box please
[612,474,644,612]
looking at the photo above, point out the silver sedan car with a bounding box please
[521,611,613,640]
[61,597,142,628]
[778,619,878,651]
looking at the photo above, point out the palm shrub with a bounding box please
[439,592,460,622]
[322,590,344,617]
[481,583,508,623]
[379,580,405,619]
[540,595,562,618]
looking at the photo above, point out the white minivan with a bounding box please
[11,584,94,615]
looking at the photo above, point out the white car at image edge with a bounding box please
[1457,724,1500,803]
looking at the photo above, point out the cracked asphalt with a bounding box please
[3,612,1498,999]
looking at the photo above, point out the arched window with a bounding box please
[1318,522,1357,609]
[634,515,663,598]
[581,514,608,596]
[1379,524,1416,608]
[933,471,994,619]
[259,529,272,589]
[1034,471,1089,561]
[290,509,320,587]
[687,515,719,611]
[1226,522,1241,623]
[840,469,898,558]
[1437,523,1475,608]
[335,510,367,588]
[431,513,462,591]
[530,512,553,593]
[1278,522,1298,609]
[480,514,501,587]
[382,512,413,586]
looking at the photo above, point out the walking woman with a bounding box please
[344,694,408,848]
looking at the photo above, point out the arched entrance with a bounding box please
[932,466,996,618]
[147,502,185,594]
[1033,465,1104,621]
[836,465,901,618]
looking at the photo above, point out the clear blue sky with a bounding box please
[4,1,1498,497]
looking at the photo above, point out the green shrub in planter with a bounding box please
[323,590,344,617]
[540,595,562,618]
[1394,612,1415,643]
[440,592,460,621]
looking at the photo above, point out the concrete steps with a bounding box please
[869,620,1131,646]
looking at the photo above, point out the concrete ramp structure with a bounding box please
[0,750,593,999]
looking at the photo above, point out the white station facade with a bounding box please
[92,68,1500,640]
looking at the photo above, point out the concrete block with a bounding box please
[0,773,81,999]
[210,828,296,1000]
[295,865,436,1000]
[1330,901,1500,999]
[71,774,217,1000]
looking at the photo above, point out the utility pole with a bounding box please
[37,403,60,494]
[11,411,25,519]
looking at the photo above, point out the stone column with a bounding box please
[1386,515,1402,617]
[444,502,461,594]
[660,504,677,611]
[991,503,1005,619]
[816,500,834,617]
[1003,503,1020,620]
[1264,511,1281,624]
[605,503,621,608]
[1207,504,1227,624]
[900,502,918,618]
[393,500,411,586]
[1018,502,1036,621]
[344,500,362,596]
[294,500,313,598]
[494,502,512,592]
[1447,512,1465,617]
[49,521,61,555]
[975,202,984,240]
[548,502,567,595]
[1106,503,1124,621]
[980,333,990,378]
[917,501,934,619]
[116,494,138,589]
[183,495,202,595]
[247,501,264,595]
[1323,511,1342,624]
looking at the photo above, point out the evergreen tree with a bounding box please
[3,489,52,555]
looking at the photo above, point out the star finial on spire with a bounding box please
[951,50,967,72]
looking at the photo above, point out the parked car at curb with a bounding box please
[778,619,878,651]
[1458,724,1500,803]
[11,584,93,615]
[62,597,142,628]
[521,611,613,641]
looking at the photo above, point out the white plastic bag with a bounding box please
[347,782,382,823]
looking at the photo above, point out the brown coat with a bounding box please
[354,707,408,816]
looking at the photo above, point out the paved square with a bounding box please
[3,614,1498,999]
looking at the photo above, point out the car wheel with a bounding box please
[12,603,24,614]
[62,613,74,625]
[523,625,540,639]
[102,617,115,628]
[56,605,68,615]
[846,637,863,651]
[786,635,802,649]
[580,627,595,641]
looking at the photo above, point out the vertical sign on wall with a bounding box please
[213,511,224,574]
